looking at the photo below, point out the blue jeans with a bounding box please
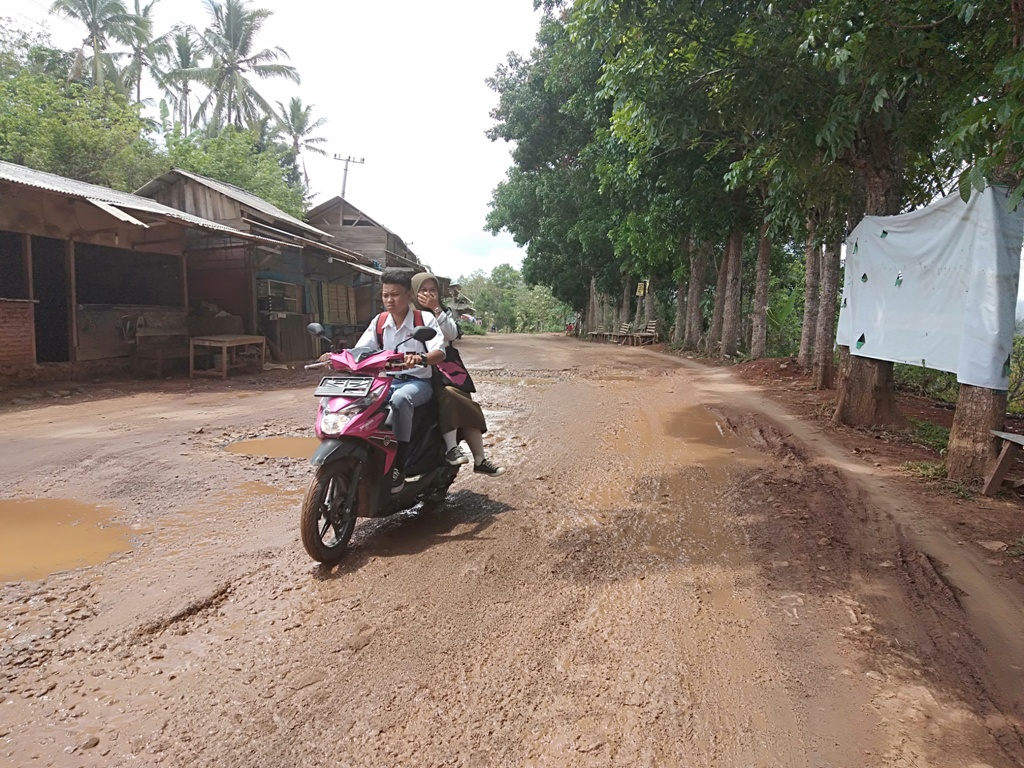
[387,377,433,443]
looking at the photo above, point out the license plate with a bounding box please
[314,376,374,398]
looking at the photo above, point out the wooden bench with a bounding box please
[587,324,608,342]
[630,320,659,346]
[609,323,632,344]
[982,430,1024,496]
[131,327,190,377]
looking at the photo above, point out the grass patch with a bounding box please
[901,460,979,499]
[951,481,974,500]
[908,418,950,452]
[459,323,486,336]
[902,461,946,479]
[1008,536,1024,557]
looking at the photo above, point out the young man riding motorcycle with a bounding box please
[321,269,446,491]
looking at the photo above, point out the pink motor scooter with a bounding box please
[299,322,460,564]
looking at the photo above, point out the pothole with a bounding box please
[0,498,140,581]
[224,437,319,460]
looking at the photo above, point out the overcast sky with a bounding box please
[5,0,542,281]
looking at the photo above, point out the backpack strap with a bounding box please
[376,310,424,348]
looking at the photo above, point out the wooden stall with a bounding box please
[137,169,379,360]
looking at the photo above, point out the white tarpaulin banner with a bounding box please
[837,187,1024,390]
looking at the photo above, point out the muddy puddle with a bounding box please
[225,436,319,459]
[477,376,557,386]
[606,406,755,571]
[0,498,139,581]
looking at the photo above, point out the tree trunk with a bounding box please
[946,385,1006,482]
[721,229,744,357]
[831,351,902,424]
[645,277,656,326]
[633,284,644,329]
[833,134,905,426]
[586,276,597,333]
[621,275,632,331]
[674,279,686,345]
[707,243,729,354]
[93,32,102,85]
[684,240,709,351]
[797,218,820,370]
[814,233,842,390]
[750,223,771,359]
[945,151,1022,478]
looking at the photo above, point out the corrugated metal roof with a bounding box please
[137,168,327,239]
[0,160,262,239]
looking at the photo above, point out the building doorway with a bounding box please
[32,237,69,363]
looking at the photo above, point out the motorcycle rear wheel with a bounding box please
[300,459,360,564]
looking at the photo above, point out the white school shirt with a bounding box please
[354,309,446,380]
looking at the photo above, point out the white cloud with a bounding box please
[5,0,539,279]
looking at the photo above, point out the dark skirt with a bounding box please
[435,384,487,435]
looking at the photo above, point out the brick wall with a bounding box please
[0,300,35,366]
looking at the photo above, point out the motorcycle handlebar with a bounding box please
[304,361,330,370]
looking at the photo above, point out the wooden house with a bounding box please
[136,169,379,359]
[0,160,291,377]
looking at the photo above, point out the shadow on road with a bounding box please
[312,489,514,579]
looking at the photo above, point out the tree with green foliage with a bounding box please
[155,26,202,133]
[183,0,300,130]
[458,265,572,333]
[122,0,167,104]
[165,125,304,217]
[276,97,327,189]
[49,0,139,87]
[486,15,622,318]
[0,64,165,189]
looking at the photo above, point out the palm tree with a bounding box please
[184,0,300,130]
[122,0,168,103]
[50,0,138,86]
[276,97,327,188]
[155,26,203,132]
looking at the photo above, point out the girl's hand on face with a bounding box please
[418,290,440,311]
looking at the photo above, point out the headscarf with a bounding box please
[410,271,441,311]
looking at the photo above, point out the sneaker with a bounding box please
[390,467,405,494]
[473,458,505,477]
[445,446,470,466]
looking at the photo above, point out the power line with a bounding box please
[19,0,82,33]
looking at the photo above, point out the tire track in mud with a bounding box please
[712,401,1024,767]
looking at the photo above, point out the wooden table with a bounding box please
[981,430,1024,496]
[189,334,266,380]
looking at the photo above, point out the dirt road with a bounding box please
[2,335,1023,767]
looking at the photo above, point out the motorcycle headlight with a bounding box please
[320,411,354,436]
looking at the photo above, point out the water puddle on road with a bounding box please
[225,437,319,460]
[611,406,754,569]
[0,499,138,581]
[234,480,303,496]
[476,377,557,387]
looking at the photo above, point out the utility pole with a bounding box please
[332,154,365,199]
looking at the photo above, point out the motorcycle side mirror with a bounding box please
[412,327,437,342]
[306,322,332,346]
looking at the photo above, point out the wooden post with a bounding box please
[66,240,77,363]
[180,253,189,312]
[24,234,36,365]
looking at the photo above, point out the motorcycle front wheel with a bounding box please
[300,458,361,564]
